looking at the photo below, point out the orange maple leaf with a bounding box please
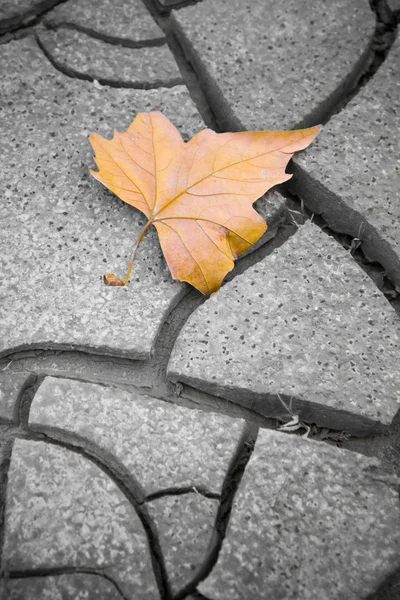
[89,112,320,295]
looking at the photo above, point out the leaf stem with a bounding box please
[103,219,153,286]
[123,219,153,284]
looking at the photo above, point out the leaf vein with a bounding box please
[160,221,209,294]
[94,138,150,211]
[195,220,234,261]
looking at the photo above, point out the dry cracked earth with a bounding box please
[0,0,400,598]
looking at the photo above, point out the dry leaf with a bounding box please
[89,112,320,295]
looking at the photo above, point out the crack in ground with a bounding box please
[148,0,205,16]
[0,374,45,580]
[11,383,175,596]
[9,420,173,600]
[0,357,285,434]
[163,0,397,132]
[143,202,291,400]
[0,26,37,46]
[1,1,399,597]
[185,591,212,600]
[1,381,258,600]
[43,21,166,48]
[0,437,14,582]
[173,423,259,600]
[298,0,398,127]
[0,191,391,439]
[17,428,147,506]
[366,564,400,600]
[160,0,400,300]
[145,486,220,503]
[287,163,400,294]
[0,181,397,441]
[330,0,399,117]
[1,364,399,598]
[146,0,398,134]
[163,22,225,131]
[14,373,46,426]
[165,28,220,131]
[34,32,183,90]
[280,186,400,315]
[4,566,129,600]
[0,200,288,391]
[167,10,375,133]
[138,0,221,130]
[282,7,400,297]
[172,380,387,438]
[0,0,68,36]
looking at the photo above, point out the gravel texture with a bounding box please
[37,26,182,87]
[0,371,31,421]
[171,0,375,130]
[0,37,203,360]
[4,575,122,600]
[44,0,164,44]
[0,0,60,34]
[29,376,245,495]
[293,35,400,291]
[147,493,219,593]
[199,428,400,600]
[168,221,400,432]
[3,439,158,598]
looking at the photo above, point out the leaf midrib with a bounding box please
[150,133,305,219]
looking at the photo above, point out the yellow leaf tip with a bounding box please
[103,274,126,287]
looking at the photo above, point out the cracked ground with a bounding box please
[0,0,400,598]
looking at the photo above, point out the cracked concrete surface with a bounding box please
[36,25,183,88]
[44,0,165,44]
[0,0,400,598]
[169,0,376,130]
[292,34,400,292]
